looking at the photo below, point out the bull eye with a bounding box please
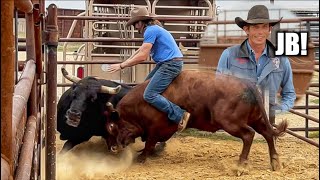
[107,123,115,135]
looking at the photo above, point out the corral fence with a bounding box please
[1,0,58,179]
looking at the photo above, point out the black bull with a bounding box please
[105,70,288,171]
[57,67,132,153]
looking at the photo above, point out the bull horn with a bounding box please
[106,102,115,111]
[100,85,121,94]
[61,67,81,83]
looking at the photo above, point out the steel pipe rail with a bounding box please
[292,105,319,109]
[15,0,33,14]
[288,127,319,131]
[208,17,319,25]
[33,3,43,75]
[59,38,201,42]
[45,4,58,180]
[12,60,36,144]
[306,90,319,97]
[1,2,15,178]
[26,12,36,61]
[57,60,198,65]
[289,109,319,123]
[15,115,37,180]
[310,82,319,87]
[284,128,319,147]
[57,16,213,21]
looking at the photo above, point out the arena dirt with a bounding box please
[56,132,319,180]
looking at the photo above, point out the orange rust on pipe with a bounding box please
[33,3,43,74]
[30,113,41,180]
[14,115,37,180]
[12,60,36,140]
[13,109,27,172]
[1,0,15,177]
[26,12,36,61]
[15,0,33,14]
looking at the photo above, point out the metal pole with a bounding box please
[1,1,14,179]
[15,0,33,13]
[45,4,58,180]
[15,8,19,84]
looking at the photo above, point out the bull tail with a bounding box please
[272,119,288,138]
[246,82,288,138]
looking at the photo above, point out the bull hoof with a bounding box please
[271,156,281,171]
[154,142,166,154]
[235,161,249,176]
[137,154,147,163]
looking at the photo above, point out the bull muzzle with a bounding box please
[66,109,81,127]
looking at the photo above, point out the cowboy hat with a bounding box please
[235,5,282,29]
[126,7,156,27]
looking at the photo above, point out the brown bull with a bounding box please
[105,70,288,171]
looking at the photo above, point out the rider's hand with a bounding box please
[107,63,122,73]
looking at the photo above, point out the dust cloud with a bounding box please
[56,137,139,180]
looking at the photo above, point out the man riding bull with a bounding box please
[107,6,190,132]
[216,4,296,119]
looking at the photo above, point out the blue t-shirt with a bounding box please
[143,25,183,63]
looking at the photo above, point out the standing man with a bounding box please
[216,5,296,118]
[107,7,190,132]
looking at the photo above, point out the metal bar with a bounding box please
[288,127,319,131]
[57,16,213,21]
[18,45,26,51]
[19,38,26,42]
[15,8,19,84]
[45,4,58,180]
[12,60,36,144]
[293,105,319,109]
[30,113,41,180]
[154,5,210,10]
[59,38,201,42]
[1,0,15,178]
[92,3,146,8]
[15,0,33,13]
[306,90,319,97]
[284,128,319,147]
[305,94,309,138]
[57,60,199,65]
[208,17,319,25]
[33,3,43,74]
[14,115,37,180]
[26,12,36,61]
[289,109,319,123]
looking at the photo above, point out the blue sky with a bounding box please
[46,0,319,10]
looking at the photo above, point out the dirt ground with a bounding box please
[56,133,319,180]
